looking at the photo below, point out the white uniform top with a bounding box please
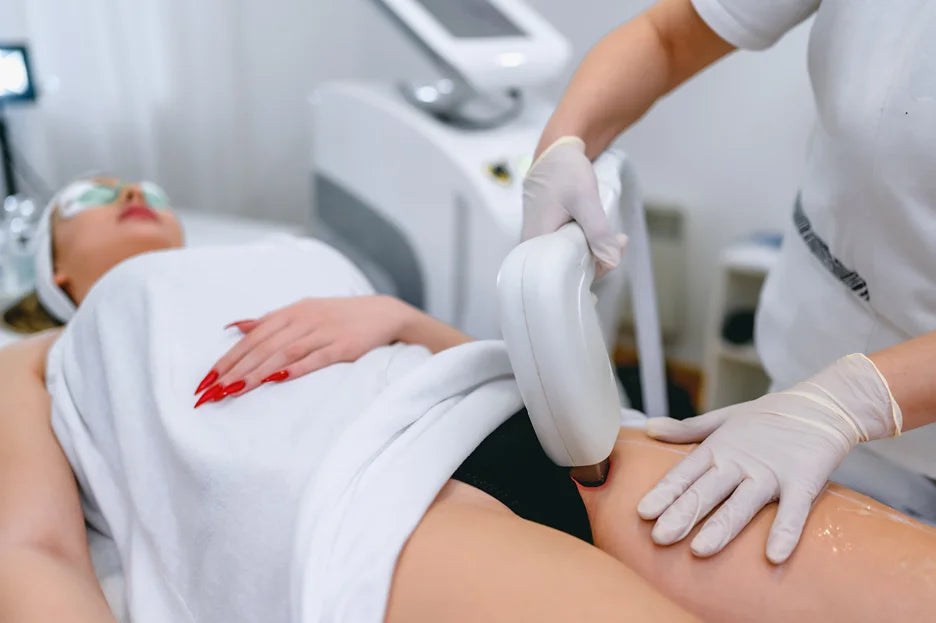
[691,0,936,478]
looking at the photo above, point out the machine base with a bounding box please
[569,458,611,488]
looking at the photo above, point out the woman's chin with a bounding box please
[121,226,185,252]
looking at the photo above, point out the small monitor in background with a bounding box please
[374,0,571,92]
[0,45,36,104]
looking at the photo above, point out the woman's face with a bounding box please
[52,178,184,305]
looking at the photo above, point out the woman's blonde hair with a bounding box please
[3,291,64,333]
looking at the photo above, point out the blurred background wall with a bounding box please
[0,0,815,364]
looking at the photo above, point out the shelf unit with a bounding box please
[703,239,779,411]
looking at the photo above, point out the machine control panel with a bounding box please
[375,0,571,92]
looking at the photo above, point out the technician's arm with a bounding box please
[868,329,936,431]
[0,332,117,622]
[537,0,735,159]
[523,0,734,270]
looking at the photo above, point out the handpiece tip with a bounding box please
[570,458,611,488]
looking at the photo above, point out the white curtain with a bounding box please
[3,0,346,222]
[0,0,456,221]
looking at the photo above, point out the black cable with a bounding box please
[0,107,16,196]
[0,105,53,201]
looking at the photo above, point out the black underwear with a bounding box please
[452,409,593,543]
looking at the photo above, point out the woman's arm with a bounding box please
[0,332,116,622]
[522,0,735,272]
[394,298,472,353]
[537,0,735,159]
[579,428,936,623]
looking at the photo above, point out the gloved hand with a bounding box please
[522,136,626,274]
[638,354,902,564]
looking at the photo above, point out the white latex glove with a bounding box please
[522,136,626,274]
[638,354,902,564]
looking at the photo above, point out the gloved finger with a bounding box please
[650,464,743,546]
[593,241,624,278]
[766,489,814,564]
[690,478,777,557]
[548,156,618,272]
[637,446,711,520]
[594,233,629,278]
[578,214,620,273]
[591,231,622,269]
[645,410,731,443]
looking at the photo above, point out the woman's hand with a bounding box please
[194,295,410,406]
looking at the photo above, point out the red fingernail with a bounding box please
[195,369,219,395]
[261,370,289,384]
[221,380,246,397]
[224,319,254,330]
[194,383,224,408]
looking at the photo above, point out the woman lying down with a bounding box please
[1,178,934,623]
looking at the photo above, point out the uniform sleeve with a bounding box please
[690,0,820,50]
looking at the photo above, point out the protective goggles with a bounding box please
[56,179,171,218]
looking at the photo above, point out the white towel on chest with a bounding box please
[46,236,522,622]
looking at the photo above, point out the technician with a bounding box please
[523,0,936,564]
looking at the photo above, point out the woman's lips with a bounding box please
[119,204,159,222]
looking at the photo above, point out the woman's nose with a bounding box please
[120,185,146,204]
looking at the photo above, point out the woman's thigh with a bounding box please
[386,479,697,623]
[579,429,936,623]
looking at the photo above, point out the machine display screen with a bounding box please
[0,46,35,102]
[414,0,526,38]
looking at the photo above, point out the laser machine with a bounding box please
[310,0,631,345]
[310,1,668,479]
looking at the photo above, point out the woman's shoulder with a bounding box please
[0,329,61,380]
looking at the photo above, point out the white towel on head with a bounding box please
[46,236,522,623]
